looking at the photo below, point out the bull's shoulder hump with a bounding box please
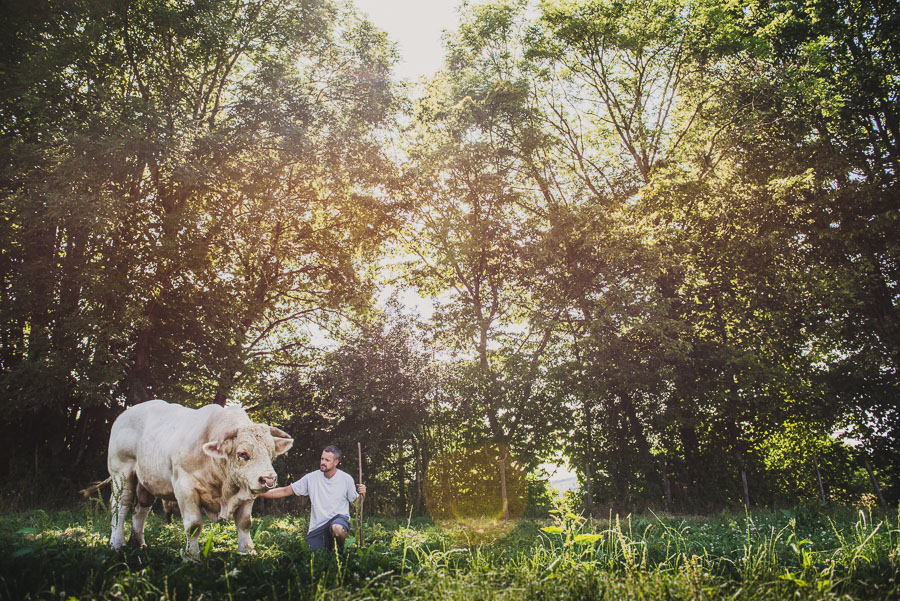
[113,399,179,426]
[152,400,201,420]
[194,403,248,417]
[123,398,173,413]
[195,404,251,423]
[195,404,253,439]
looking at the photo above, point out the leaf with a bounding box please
[573,533,603,544]
[11,546,35,558]
[541,526,564,534]
[202,533,214,558]
[779,572,809,587]
[16,528,38,535]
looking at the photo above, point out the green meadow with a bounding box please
[2,503,897,600]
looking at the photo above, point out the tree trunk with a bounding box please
[861,250,900,372]
[813,456,826,503]
[735,449,751,510]
[608,402,627,509]
[71,407,91,468]
[864,459,888,509]
[213,371,235,405]
[663,458,672,512]
[584,399,594,516]
[397,443,406,515]
[499,446,509,519]
[414,438,423,516]
[679,422,701,506]
[622,392,652,466]
[129,301,161,405]
[741,467,750,509]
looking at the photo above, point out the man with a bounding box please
[260,445,366,552]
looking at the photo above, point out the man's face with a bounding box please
[320,451,339,474]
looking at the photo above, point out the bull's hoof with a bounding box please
[237,548,257,556]
[181,546,201,562]
[128,536,147,549]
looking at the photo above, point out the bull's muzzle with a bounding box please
[259,475,277,489]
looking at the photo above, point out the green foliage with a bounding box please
[421,0,900,512]
[255,307,438,517]
[2,0,899,518]
[1,505,898,599]
[0,0,401,500]
[425,443,528,521]
[760,421,867,504]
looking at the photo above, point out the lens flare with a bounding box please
[424,443,527,542]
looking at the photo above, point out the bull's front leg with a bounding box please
[174,487,204,559]
[234,500,256,555]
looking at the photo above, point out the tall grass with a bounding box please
[1,501,897,600]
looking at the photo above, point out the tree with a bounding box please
[523,0,714,509]
[258,306,438,516]
[0,0,400,495]
[737,0,900,499]
[661,0,900,504]
[401,5,565,515]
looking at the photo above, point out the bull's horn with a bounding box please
[269,426,291,439]
[217,428,239,449]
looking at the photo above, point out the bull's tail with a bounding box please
[80,476,113,498]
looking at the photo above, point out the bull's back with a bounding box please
[108,400,214,474]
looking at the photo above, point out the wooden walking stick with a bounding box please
[357,442,365,545]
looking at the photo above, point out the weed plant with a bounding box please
[1,499,897,600]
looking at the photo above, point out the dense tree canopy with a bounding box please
[1,0,896,513]
[0,0,400,491]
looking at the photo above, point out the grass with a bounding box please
[1,501,898,600]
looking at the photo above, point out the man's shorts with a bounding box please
[305,514,351,551]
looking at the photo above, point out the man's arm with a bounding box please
[257,485,295,499]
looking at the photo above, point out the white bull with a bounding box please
[104,399,293,556]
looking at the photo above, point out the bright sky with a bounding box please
[353,0,461,81]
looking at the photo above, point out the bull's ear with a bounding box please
[269,426,293,456]
[273,437,294,456]
[202,441,228,459]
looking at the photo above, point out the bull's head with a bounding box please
[202,424,294,494]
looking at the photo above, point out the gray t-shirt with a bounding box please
[291,469,359,532]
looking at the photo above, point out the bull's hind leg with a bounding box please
[129,482,155,547]
[109,470,136,549]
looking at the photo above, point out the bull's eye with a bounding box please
[238,452,250,461]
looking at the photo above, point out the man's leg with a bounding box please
[305,525,329,551]
[331,523,347,552]
[306,515,351,553]
[329,515,352,552]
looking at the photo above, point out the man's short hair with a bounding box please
[323,445,342,461]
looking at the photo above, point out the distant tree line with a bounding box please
[1,0,897,514]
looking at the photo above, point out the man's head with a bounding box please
[320,445,342,476]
